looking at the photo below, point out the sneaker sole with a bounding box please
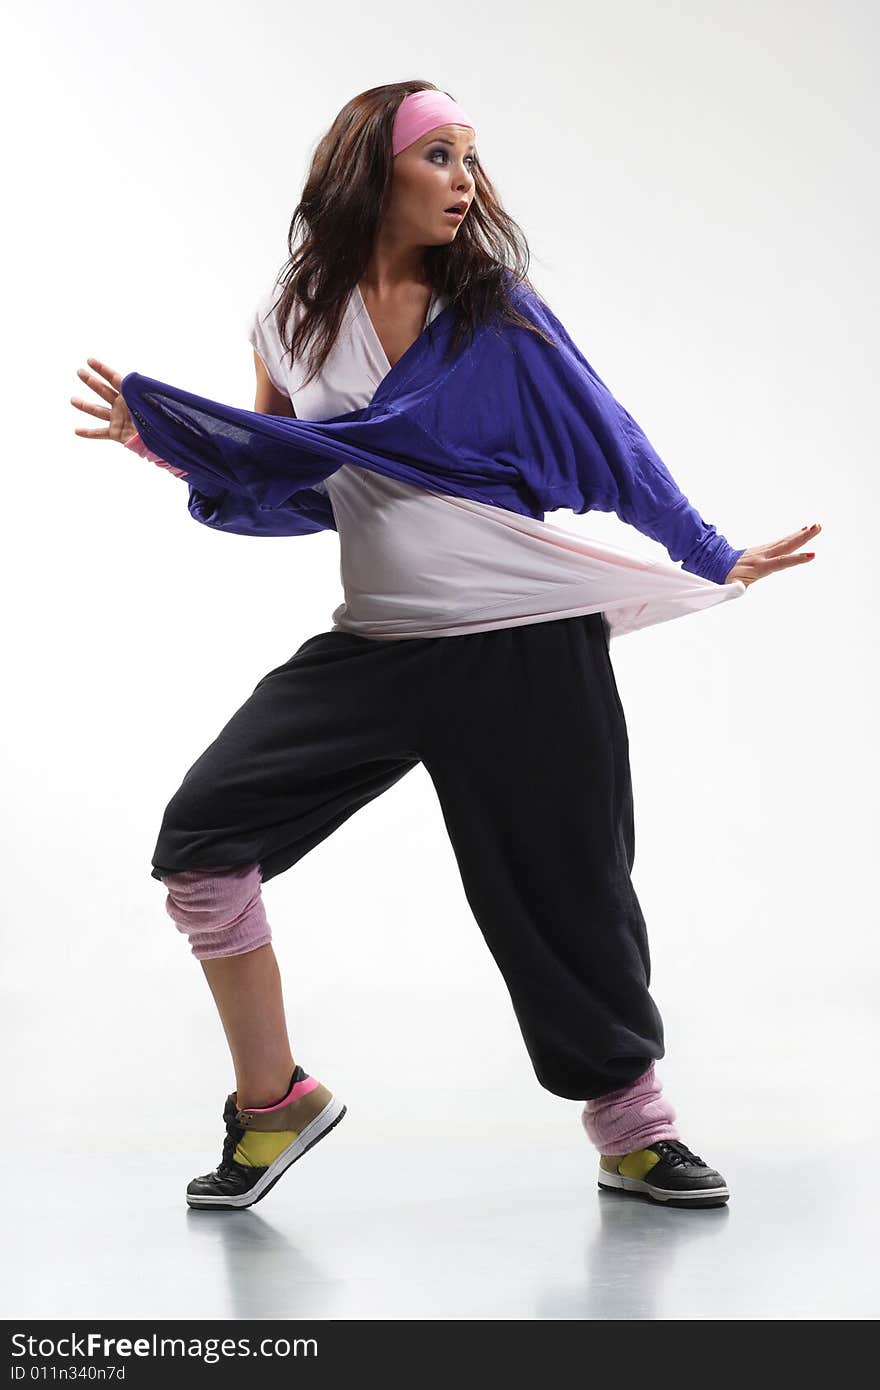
[597,1170,730,1208]
[187,1095,347,1210]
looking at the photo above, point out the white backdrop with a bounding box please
[2,0,877,1321]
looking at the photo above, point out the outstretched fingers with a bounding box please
[766,550,816,573]
[70,391,113,439]
[763,522,822,556]
[85,356,124,391]
[75,364,117,407]
[71,398,111,421]
[71,357,128,440]
[761,523,821,576]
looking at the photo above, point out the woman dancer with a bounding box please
[71,82,819,1211]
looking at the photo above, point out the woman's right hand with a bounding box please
[71,357,136,445]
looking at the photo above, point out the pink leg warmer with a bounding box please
[581,1061,680,1154]
[162,863,272,960]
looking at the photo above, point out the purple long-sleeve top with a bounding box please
[120,276,745,586]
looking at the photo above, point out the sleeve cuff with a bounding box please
[681,535,747,585]
[124,431,188,478]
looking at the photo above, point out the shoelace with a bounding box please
[217,1070,298,1173]
[218,1098,246,1174]
[651,1139,706,1168]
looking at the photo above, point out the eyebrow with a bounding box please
[428,137,477,152]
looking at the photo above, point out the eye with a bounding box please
[428,148,477,169]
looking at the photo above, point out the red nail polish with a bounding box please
[805,551,815,557]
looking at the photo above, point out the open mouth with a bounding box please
[445,202,467,217]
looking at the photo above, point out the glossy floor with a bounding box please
[4,1124,876,1320]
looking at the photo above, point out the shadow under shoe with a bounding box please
[187,1064,347,1210]
[597,1139,730,1209]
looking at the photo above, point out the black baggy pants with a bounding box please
[150,612,666,1100]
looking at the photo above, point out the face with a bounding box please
[387,124,477,245]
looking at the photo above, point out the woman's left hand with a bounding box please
[724,522,821,587]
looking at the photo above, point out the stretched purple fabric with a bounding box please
[120,276,745,585]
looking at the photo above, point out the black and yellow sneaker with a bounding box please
[186,1063,346,1210]
[598,1139,730,1208]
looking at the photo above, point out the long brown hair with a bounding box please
[264,79,554,390]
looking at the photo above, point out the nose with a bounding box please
[452,158,474,193]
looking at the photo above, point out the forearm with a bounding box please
[620,491,746,586]
[511,289,746,585]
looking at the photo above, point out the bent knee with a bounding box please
[163,863,272,960]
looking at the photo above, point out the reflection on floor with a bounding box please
[5,1127,875,1320]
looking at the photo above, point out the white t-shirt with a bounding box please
[244,280,745,641]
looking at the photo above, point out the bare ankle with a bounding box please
[236,1062,297,1111]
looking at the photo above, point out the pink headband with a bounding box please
[391,90,476,158]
